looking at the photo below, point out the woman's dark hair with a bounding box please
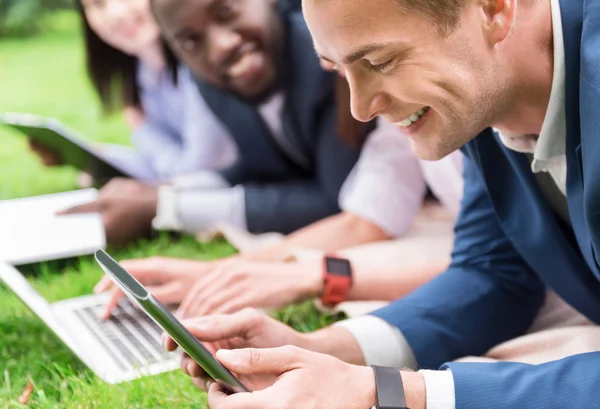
[74,1,179,115]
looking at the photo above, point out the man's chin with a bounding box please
[408,139,454,161]
[229,75,281,106]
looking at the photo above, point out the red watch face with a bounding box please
[325,257,352,277]
[322,257,352,305]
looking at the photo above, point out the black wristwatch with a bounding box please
[371,365,410,409]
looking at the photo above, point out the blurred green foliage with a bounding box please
[0,0,74,36]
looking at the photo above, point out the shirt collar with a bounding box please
[497,0,566,171]
[137,59,164,89]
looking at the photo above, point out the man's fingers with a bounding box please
[216,346,304,375]
[207,383,270,409]
[181,354,208,378]
[145,282,184,306]
[163,309,260,351]
[206,382,230,407]
[177,269,221,318]
[56,201,101,215]
[119,257,173,283]
[94,275,114,294]
[184,309,258,342]
[191,376,213,391]
[206,382,249,409]
[101,287,126,320]
[193,287,241,317]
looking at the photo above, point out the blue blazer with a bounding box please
[195,10,366,234]
[371,0,600,406]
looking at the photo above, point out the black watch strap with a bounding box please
[371,365,409,409]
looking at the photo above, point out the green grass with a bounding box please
[0,16,339,408]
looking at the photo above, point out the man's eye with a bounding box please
[367,59,395,74]
[218,0,235,20]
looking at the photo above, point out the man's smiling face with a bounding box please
[303,0,512,160]
[154,0,283,103]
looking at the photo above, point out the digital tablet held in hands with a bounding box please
[94,249,249,394]
[0,112,132,182]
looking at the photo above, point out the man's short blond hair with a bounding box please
[394,0,466,34]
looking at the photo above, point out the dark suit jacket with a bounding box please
[195,10,365,234]
[370,0,600,406]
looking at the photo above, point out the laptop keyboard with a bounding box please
[75,302,174,371]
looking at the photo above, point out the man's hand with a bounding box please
[57,178,157,246]
[163,309,312,387]
[207,346,376,409]
[94,256,215,320]
[28,139,62,166]
[176,260,323,318]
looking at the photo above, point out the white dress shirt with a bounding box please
[336,0,566,407]
[340,118,464,237]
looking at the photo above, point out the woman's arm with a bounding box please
[245,211,391,261]
[174,255,451,317]
[345,258,450,301]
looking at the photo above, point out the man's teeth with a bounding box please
[396,107,428,127]
[228,51,258,78]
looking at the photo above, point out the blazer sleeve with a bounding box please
[242,103,359,234]
[370,148,546,369]
[444,352,600,408]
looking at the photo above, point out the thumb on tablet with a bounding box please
[215,346,301,375]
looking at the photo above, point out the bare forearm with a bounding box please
[302,326,369,365]
[255,257,450,305]
[244,212,392,262]
[348,259,449,301]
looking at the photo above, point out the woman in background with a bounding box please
[30,0,237,181]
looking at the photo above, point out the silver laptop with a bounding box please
[0,262,180,383]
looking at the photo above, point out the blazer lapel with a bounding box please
[195,79,298,181]
[471,130,600,323]
[558,0,600,275]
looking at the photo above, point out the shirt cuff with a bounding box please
[420,369,456,409]
[170,170,231,190]
[153,184,247,234]
[153,185,184,231]
[334,315,417,369]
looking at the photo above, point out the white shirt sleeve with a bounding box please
[152,184,247,233]
[334,315,417,368]
[335,316,456,409]
[421,370,456,409]
[419,150,464,217]
[170,170,231,190]
[338,118,427,238]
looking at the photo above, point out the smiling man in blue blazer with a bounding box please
[159,0,600,407]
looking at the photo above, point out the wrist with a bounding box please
[356,365,378,409]
[298,261,324,299]
[401,371,426,409]
[301,326,366,365]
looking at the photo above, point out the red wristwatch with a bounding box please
[321,256,353,306]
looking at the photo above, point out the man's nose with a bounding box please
[347,73,389,122]
[207,26,243,68]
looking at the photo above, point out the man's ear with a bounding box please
[479,0,516,46]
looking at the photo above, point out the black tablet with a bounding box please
[95,250,249,394]
[1,112,137,182]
